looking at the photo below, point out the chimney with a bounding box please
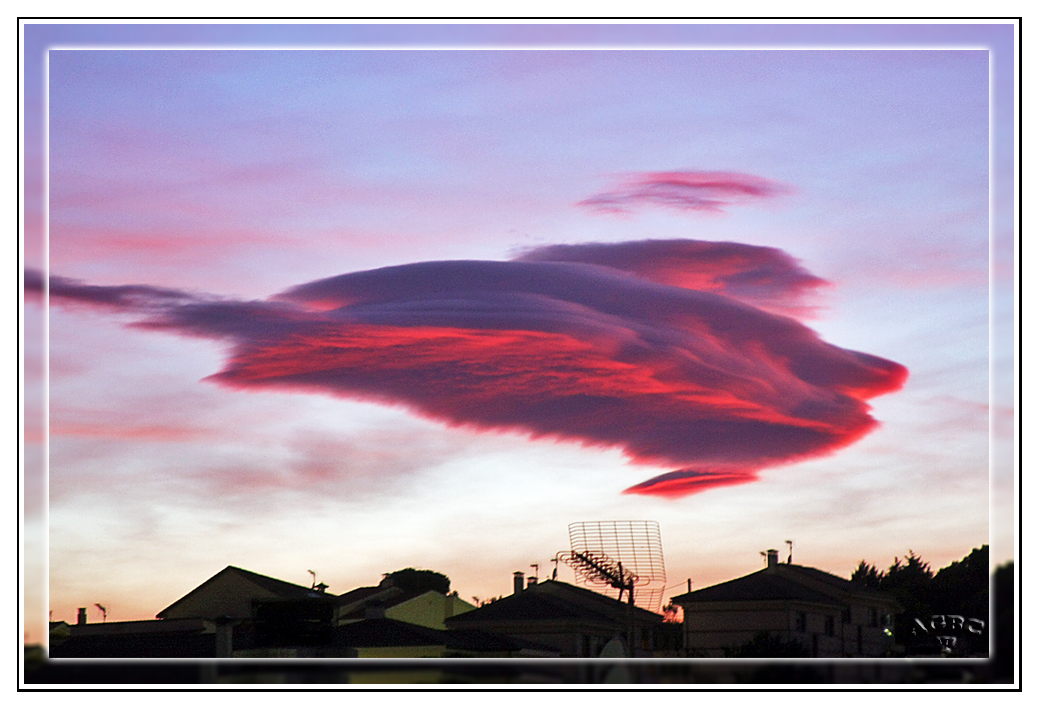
[527,576,538,589]
[77,608,87,625]
[513,571,524,595]
[766,549,779,568]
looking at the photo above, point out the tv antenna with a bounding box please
[563,550,637,603]
[95,603,107,622]
[564,521,667,611]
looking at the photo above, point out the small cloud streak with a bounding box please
[577,171,793,214]
[623,470,759,498]
[30,238,906,498]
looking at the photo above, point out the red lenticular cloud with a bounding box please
[623,470,760,499]
[577,171,793,214]
[29,238,907,498]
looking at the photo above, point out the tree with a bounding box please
[382,567,451,595]
[851,560,883,588]
[930,545,988,617]
[882,551,933,612]
[851,547,992,655]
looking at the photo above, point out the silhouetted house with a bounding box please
[49,618,221,658]
[671,550,901,658]
[335,579,475,630]
[157,565,333,621]
[445,576,664,658]
[52,565,548,659]
[53,566,341,658]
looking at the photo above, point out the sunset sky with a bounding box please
[21,23,1017,646]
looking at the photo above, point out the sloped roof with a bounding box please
[224,566,329,600]
[335,583,425,613]
[535,580,663,622]
[334,618,448,648]
[671,563,900,607]
[336,585,384,607]
[671,568,840,605]
[447,580,662,627]
[156,566,329,619]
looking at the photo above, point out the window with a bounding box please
[870,607,878,628]
[825,615,835,637]
[842,607,851,624]
[796,611,807,632]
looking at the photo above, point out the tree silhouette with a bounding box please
[850,547,993,655]
[851,560,883,588]
[382,567,451,596]
[930,545,988,618]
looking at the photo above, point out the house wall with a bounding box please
[385,591,476,630]
[683,605,790,656]
[681,598,899,657]
[840,602,898,656]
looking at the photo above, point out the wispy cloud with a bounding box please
[30,238,906,497]
[577,171,793,214]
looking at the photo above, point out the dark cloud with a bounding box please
[25,271,201,312]
[515,239,828,317]
[32,239,907,497]
[577,171,793,214]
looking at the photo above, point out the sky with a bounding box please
[21,23,1017,647]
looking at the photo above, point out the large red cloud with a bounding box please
[30,239,907,497]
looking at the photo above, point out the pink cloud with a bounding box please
[577,171,793,214]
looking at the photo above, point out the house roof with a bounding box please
[334,618,448,648]
[336,585,385,607]
[671,568,840,605]
[447,580,662,628]
[223,566,329,600]
[671,563,899,607]
[156,566,329,619]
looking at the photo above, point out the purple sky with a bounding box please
[21,22,1017,647]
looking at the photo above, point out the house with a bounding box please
[445,572,665,657]
[52,565,548,660]
[335,577,476,630]
[670,549,902,658]
[49,618,222,658]
[157,565,333,621]
[53,567,340,658]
